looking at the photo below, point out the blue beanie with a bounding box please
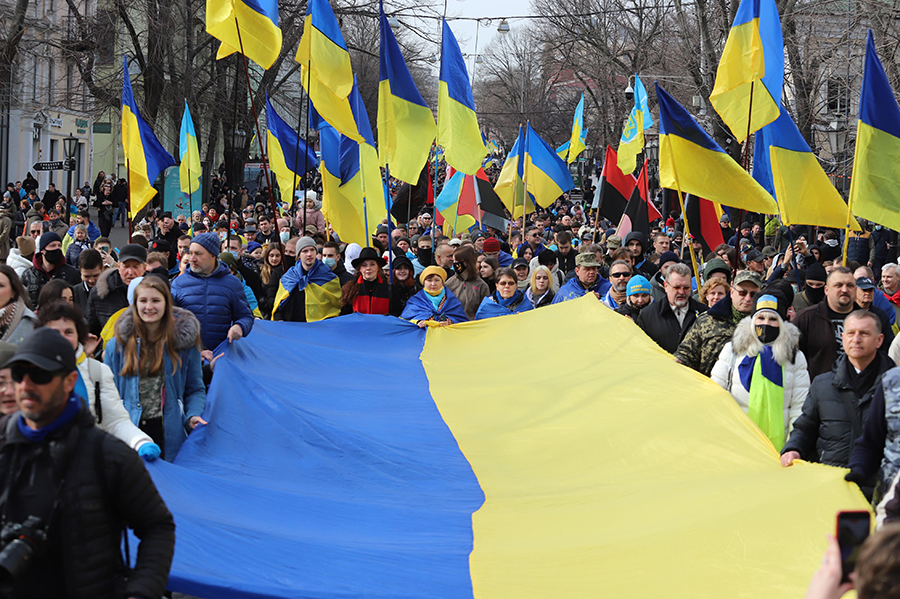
[192,232,221,258]
[247,241,262,253]
[627,275,651,297]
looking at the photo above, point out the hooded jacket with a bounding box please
[7,247,31,276]
[104,307,206,461]
[171,261,254,350]
[674,295,746,377]
[86,268,129,337]
[623,231,658,278]
[21,252,81,307]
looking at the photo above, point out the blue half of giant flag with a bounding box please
[121,57,176,218]
[495,126,533,219]
[617,75,652,173]
[656,82,776,214]
[754,105,859,229]
[710,0,783,142]
[378,0,436,184]
[438,19,486,175]
[849,30,900,231]
[524,122,574,209]
[565,94,587,163]
[206,0,281,69]
[179,101,201,195]
[266,94,319,204]
[296,0,353,98]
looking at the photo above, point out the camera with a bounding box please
[0,516,48,590]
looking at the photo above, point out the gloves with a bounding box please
[138,443,162,461]
[845,469,865,485]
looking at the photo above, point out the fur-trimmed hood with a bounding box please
[115,306,201,351]
[731,313,801,365]
[93,267,125,300]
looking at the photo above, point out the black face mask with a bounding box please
[43,248,62,265]
[453,263,465,275]
[284,255,296,269]
[755,323,780,344]
[806,284,825,305]
[417,248,433,266]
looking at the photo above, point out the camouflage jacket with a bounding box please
[673,297,745,377]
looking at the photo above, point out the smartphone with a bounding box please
[837,511,871,583]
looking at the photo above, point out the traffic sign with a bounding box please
[32,159,74,171]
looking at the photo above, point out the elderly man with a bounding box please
[674,271,762,377]
[855,266,896,327]
[649,251,681,302]
[881,263,900,323]
[637,262,707,353]
[272,237,341,322]
[552,252,611,303]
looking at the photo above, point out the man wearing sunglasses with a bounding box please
[0,328,174,597]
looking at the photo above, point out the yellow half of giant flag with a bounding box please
[423,295,868,597]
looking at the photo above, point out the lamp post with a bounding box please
[63,133,78,224]
[645,135,659,193]
[231,128,247,192]
[827,118,848,195]
[582,144,595,189]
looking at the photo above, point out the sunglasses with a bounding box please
[10,364,65,385]
[732,287,755,297]
[497,280,517,286]
[610,272,630,278]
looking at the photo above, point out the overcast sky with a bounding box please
[429,0,532,69]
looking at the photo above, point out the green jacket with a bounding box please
[673,296,746,377]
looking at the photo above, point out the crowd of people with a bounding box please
[2,165,900,596]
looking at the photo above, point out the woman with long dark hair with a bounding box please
[445,245,489,320]
[0,264,36,343]
[340,247,391,315]
[259,244,284,319]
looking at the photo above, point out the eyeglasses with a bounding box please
[497,280,517,286]
[610,272,630,278]
[10,364,65,385]
[731,287,755,297]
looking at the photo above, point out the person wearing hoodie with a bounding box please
[445,245,490,320]
[623,231,659,279]
[7,235,33,277]
[711,291,809,450]
[615,275,653,322]
[793,261,827,313]
[675,271,763,377]
[21,232,81,308]
[526,265,555,308]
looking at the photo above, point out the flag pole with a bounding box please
[520,121,530,253]
[126,158,133,239]
[666,142,701,286]
[385,163,394,284]
[841,125,862,266]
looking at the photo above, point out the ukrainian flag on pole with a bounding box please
[656,83,776,214]
[377,0,435,184]
[266,94,318,204]
[848,30,900,231]
[206,0,282,69]
[617,75,652,174]
[179,101,201,195]
[438,20,486,175]
[495,126,532,219]
[524,123,574,209]
[121,57,175,218]
[564,94,588,163]
[710,0,783,142]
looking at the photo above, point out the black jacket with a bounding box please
[20,256,81,308]
[0,403,174,599]
[260,265,284,319]
[86,268,128,336]
[637,296,706,354]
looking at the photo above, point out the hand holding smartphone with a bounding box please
[837,511,871,584]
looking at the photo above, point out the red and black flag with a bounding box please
[683,194,725,256]
[616,160,661,239]
[595,145,636,223]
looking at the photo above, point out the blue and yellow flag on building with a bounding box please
[121,57,175,218]
[565,93,588,163]
[377,0,436,185]
[617,75,652,174]
[438,20,486,175]
[849,30,900,231]
[206,0,281,69]
[495,126,533,219]
[710,0,783,142]
[656,83,776,214]
[266,95,318,205]
[179,101,201,195]
[524,122,574,209]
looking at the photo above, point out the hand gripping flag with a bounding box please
[121,57,175,218]
[656,83,776,214]
[848,30,900,231]
[617,75,652,174]
[709,0,783,142]
[438,20,487,175]
[565,94,588,163]
[378,1,435,184]
[206,0,282,69]
[179,101,201,195]
[265,94,319,204]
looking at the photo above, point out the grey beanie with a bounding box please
[296,236,317,252]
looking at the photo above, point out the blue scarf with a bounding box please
[493,290,523,308]
[737,345,783,390]
[426,287,446,311]
[17,394,81,443]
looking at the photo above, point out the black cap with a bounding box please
[160,211,173,219]
[76,208,90,218]
[512,257,529,269]
[856,276,876,290]
[740,221,751,230]
[118,243,148,264]
[1,328,76,373]
[149,239,171,254]
[745,249,764,263]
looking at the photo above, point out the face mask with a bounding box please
[876,226,883,231]
[806,285,826,304]
[323,257,336,269]
[417,248,432,265]
[280,231,290,243]
[43,248,62,265]
[825,239,839,247]
[284,255,296,269]
[453,263,465,275]
[229,251,239,260]
[755,323,780,344]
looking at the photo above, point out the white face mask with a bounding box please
[825,239,839,247]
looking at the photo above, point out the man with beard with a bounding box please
[637,262,706,353]
[602,260,632,309]
[615,275,653,322]
[21,232,81,306]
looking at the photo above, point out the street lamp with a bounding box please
[827,118,848,194]
[497,19,510,33]
[582,144,595,188]
[388,15,400,29]
[645,136,659,192]
[231,128,247,190]
[63,133,78,224]
[624,81,634,103]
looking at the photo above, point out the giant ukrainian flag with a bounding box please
[265,94,318,204]
[438,20,487,175]
[148,296,868,598]
[378,0,435,184]
[524,122,574,209]
[656,82,777,214]
[121,57,175,218]
[206,0,282,69]
[849,30,900,231]
[709,0,783,142]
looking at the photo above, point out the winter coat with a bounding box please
[104,307,206,461]
[20,254,81,307]
[624,231,659,278]
[445,271,490,320]
[76,344,154,450]
[637,295,707,354]
[0,302,36,344]
[526,287,554,309]
[649,271,666,302]
[293,208,326,234]
[711,317,809,441]
[86,268,129,337]
[475,291,534,320]
[0,403,175,599]
[872,227,891,263]
[260,265,284,319]
[7,248,31,277]
[0,215,11,261]
[783,352,895,468]
[846,230,876,265]
[390,281,419,317]
[615,300,645,323]
[170,261,254,350]
[65,238,91,266]
[674,295,746,377]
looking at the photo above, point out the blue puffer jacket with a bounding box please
[104,307,206,461]
[170,261,253,350]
